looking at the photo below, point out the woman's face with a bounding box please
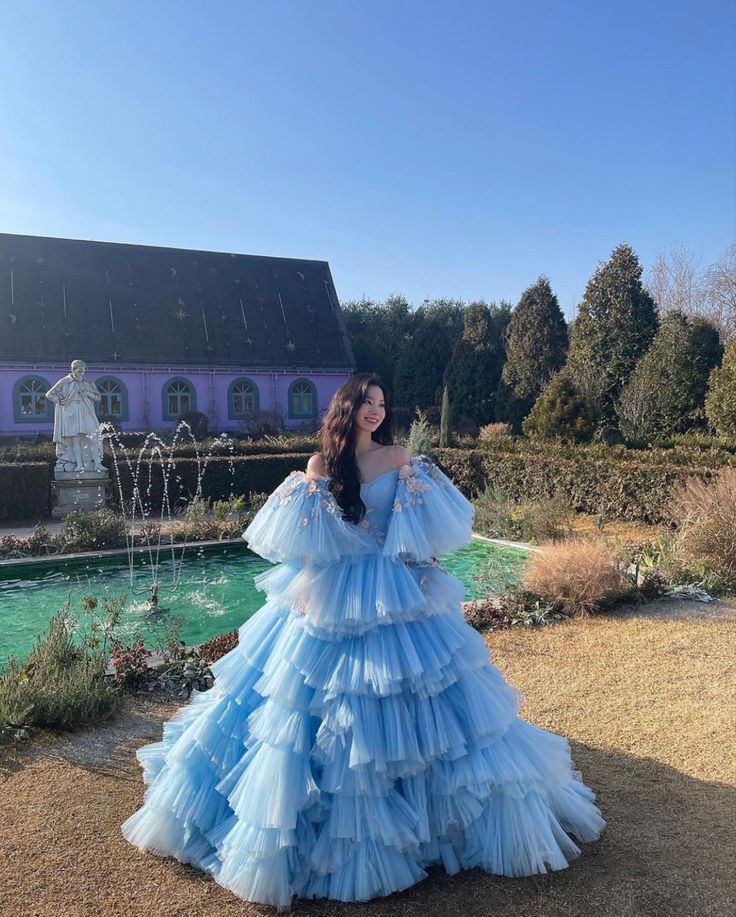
[354,384,386,433]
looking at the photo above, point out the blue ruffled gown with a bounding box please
[121,455,605,909]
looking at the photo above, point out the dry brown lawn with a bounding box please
[1,600,734,917]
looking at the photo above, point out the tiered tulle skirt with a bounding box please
[121,554,605,909]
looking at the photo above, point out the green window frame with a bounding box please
[288,378,317,419]
[95,376,129,422]
[228,377,260,419]
[162,377,196,420]
[13,375,53,423]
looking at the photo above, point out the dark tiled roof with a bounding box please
[0,233,355,369]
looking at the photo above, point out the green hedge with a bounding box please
[0,463,52,521]
[4,443,732,526]
[437,447,720,525]
[109,452,311,513]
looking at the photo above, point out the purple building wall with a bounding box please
[0,363,350,437]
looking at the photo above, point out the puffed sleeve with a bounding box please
[382,454,475,562]
[242,470,377,565]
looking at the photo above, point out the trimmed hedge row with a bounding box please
[437,448,719,525]
[0,463,52,521]
[109,452,310,513]
[0,436,320,465]
[2,444,729,525]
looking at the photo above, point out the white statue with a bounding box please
[46,360,105,474]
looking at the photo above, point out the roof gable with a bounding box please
[0,233,355,369]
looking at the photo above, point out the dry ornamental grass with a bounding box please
[669,468,736,586]
[522,536,632,615]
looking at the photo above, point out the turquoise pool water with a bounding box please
[0,538,529,670]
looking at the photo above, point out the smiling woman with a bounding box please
[120,371,605,910]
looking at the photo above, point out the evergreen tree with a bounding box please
[705,338,736,437]
[566,244,659,430]
[616,311,723,440]
[439,383,452,447]
[393,316,454,412]
[341,295,413,395]
[502,276,569,410]
[444,300,512,426]
[522,369,596,443]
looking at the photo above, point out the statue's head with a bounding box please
[70,360,86,380]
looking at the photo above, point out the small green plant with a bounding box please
[246,491,270,514]
[497,587,568,626]
[213,495,246,520]
[178,496,238,541]
[407,408,436,460]
[155,652,214,697]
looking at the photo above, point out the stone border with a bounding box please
[0,532,537,569]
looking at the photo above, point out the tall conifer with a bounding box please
[567,244,659,429]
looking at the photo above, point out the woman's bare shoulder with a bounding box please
[392,444,412,467]
[306,453,328,480]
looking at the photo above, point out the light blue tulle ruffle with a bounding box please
[241,471,377,565]
[382,456,475,563]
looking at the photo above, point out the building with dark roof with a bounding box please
[0,233,355,436]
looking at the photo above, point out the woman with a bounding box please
[121,371,605,909]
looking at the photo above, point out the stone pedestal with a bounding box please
[51,470,110,519]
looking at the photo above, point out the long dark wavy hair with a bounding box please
[319,372,394,524]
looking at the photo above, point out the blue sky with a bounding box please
[0,0,733,318]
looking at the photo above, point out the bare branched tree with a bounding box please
[647,242,736,343]
[646,243,706,316]
[703,243,736,343]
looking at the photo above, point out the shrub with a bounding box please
[612,534,711,597]
[109,636,149,691]
[177,496,241,542]
[463,600,511,632]
[479,422,513,441]
[0,461,52,520]
[198,629,238,664]
[154,651,214,697]
[519,494,573,544]
[472,486,572,544]
[497,587,568,626]
[462,590,565,632]
[60,508,128,552]
[472,487,521,540]
[522,536,633,615]
[407,409,435,459]
[0,605,122,732]
[523,370,596,443]
[669,468,736,587]
[179,410,209,441]
[706,338,736,437]
[238,408,285,438]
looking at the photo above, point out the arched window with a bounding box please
[95,377,128,421]
[162,378,196,420]
[288,378,317,418]
[228,378,259,419]
[13,375,52,423]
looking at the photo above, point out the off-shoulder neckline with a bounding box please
[303,463,412,487]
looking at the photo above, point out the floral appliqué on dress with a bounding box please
[273,470,343,531]
[392,456,447,513]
